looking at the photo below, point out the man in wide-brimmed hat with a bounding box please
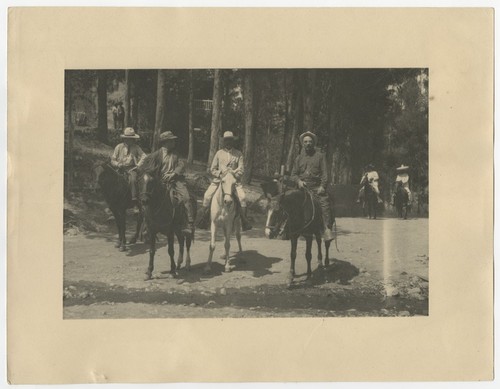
[111,127,146,213]
[141,131,195,236]
[291,131,334,241]
[394,164,411,202]
[197,131,252,231]
[357,163,383,204]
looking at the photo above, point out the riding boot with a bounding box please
[182,201,195,236]
[196,205,211,230]
[322,225,335,242]
[240,206,252,231]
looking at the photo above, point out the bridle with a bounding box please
[265,183,316,236]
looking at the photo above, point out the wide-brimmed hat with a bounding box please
[159,131,178,143]
[299,131,317,145]
[222,131,235,139]
[120,127,140,139]
[396,164,410,171]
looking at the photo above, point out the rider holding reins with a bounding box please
[197,131,252,231]
[357,163,383,204]
[110,127,146,214]
[290,131,335,242]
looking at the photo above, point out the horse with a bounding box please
[394,181,409,219]
[93,162,144,252]
[138,170,195,280]
[261,179,332,288]
[205,170,243,273]
[362,179,377,219]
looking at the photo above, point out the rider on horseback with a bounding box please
[197,131,252,231]
[393,164,412,203]
[143,131,196,237]
[110,127,146,214]
[357,163,383,204]
[291,131,335,242]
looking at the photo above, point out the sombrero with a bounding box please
[299,131,317,145]
[396,164,410,171]
[120,127,140,139]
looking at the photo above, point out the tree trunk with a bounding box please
[242,71,255,184]
[96,71,108,144]
[280,70,292,168]
[285,71,303,173]
[207,69,223,169]
[303,69,316,132]
[187,69,195,164]
[222,70,232,135]
[152,69,168,151]
[124,69,131,127]
[65,72,74,192]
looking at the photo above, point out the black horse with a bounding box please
[138,168,196,281]
[362,180,377,219]
[394,181,409,219]
[261,179,333,288]
[93,162,144,252]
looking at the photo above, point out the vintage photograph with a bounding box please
[63,68,429,319]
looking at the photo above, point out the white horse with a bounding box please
[205,171,243,273]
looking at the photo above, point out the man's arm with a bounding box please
[110,145,121,167]
[210,151,221,178]
[233,153,244,179]
[135,145,147,167]
[320,153,328,189]
[174,155,185,176]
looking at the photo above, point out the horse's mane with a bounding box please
[137,150,162,180]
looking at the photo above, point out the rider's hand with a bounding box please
[317,186,325,195]
[297,179,306,189]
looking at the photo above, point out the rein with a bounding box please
[266,188,316,236]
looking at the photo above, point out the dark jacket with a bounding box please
[291,149,328,188]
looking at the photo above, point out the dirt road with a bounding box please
[63,214,428,318]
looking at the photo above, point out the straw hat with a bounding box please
[299,131,317,145]
[396,164,410,172]
[120,127,140,139]
[223,131,235,139]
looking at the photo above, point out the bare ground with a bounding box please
[63,211,429,319]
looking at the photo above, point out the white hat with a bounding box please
[120,127,140,139]
[396,164,410,171]
[223,131,235,139]
[299,131,317,145]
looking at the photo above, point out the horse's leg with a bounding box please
[374,198,377,219]
[316,235,323,268]
[205,221,216,273]
[287,236,298,288]
[176,231,185,270]
[305,236,313,281]
[185,236,192,271]
[118,210,127,251]
[167,233,176,277]
[223,224,232,272]
[235,217,243,253]
[324,239,331,267]
[129,209,142,245]
[145,232,156,280]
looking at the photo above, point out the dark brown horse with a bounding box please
[93,162,144,252]
[138,168,196,281]
[362,179,377,219]
[394,181,409,219]
[261,179,333,288]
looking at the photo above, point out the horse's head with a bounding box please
[138,172,155,205]
[261,179,287,239]
[91,163,105,191]
[220,170,237,205]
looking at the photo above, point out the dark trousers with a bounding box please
[128,170,138,201]
[310,186,332,228]
[167,180,194,224]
